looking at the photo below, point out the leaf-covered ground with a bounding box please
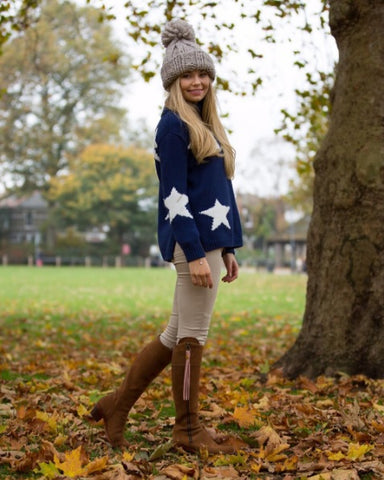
[1,309,384,480]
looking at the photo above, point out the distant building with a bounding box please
[0,191,49,246]
[266,215,310,270]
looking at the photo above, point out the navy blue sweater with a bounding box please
[154,108,243,262]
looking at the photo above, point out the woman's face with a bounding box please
[179,70,210,103]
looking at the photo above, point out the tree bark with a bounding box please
[275,0,384,379]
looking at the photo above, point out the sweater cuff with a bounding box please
[222,248,235,257]
[181,243,206,263]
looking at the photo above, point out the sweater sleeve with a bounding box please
[157,128,206,262]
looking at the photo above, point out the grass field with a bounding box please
[0,266,307,322]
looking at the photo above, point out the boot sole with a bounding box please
[175,442,235,455]
[173,438,235,455]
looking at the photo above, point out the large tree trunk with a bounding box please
[275,0,384,379]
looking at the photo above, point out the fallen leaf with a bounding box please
[84,455,108,475]
[308,469,359,480]
[34,461,60,479]
[121,460,143,477]
[54,446,86,478]
[149,440,174,461]
[346,442,373,461]
[326,451,345,461]
[77,403,89,417]
[232,406,258,428]
[123,451,135,461]
[161,463,197,479]
[201,464,240,478]
[35,410,58,432]
[253,425,286,450]
[201,402,227,418]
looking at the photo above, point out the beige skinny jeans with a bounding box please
[160,243,222,347]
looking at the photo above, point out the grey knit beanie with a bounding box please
[160,19,216,91]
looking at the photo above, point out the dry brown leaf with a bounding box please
[0,450,24,466]
[121,460,144,476]
[41,439,63,462]
[161,463,197,479]
[370,420,384,432]
[298,376,318,393]
[340,399,365,430]
[253,425,286,449]
[95,464,139,480]
[308,469,359,480]
[201,402,227,418]
[0,403,16,417]
[201,465,241,479]
[354,460,384,475]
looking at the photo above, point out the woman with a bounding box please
[91,19,243,454]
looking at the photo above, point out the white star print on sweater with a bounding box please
[164,188,230,232]
[164,187,193,222]
[200,200,230,231]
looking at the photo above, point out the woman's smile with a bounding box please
[180,70,210,103]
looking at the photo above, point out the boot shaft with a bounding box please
[172,338,202,415]
[172,338,203,441]
[91,336,172,447]
[171,337,236,454]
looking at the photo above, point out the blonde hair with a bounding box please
[165,80,235,179]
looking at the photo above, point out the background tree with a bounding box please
[276,70,335,214]
[0,0,129,193]
[0,0,40,54]
[275,0,384,378]
[48,144,157,256]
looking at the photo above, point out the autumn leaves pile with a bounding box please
[2,312,384,479]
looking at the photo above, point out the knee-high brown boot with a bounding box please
[172,338,235,454]
[91,337,172,447]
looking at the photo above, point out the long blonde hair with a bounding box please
[165,80,235,179]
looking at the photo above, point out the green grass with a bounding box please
[0,266,306,323]
[0,266,306,366]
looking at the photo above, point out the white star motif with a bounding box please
[153,132,160,162]
[164,187,193,222]
[154,140,160,162]
[200,199,231,231]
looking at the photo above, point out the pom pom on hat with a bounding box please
[160,19,215,90]
[161,19,195,48]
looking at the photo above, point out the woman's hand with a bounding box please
[221,253,239,283]
[189,257,213,288]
